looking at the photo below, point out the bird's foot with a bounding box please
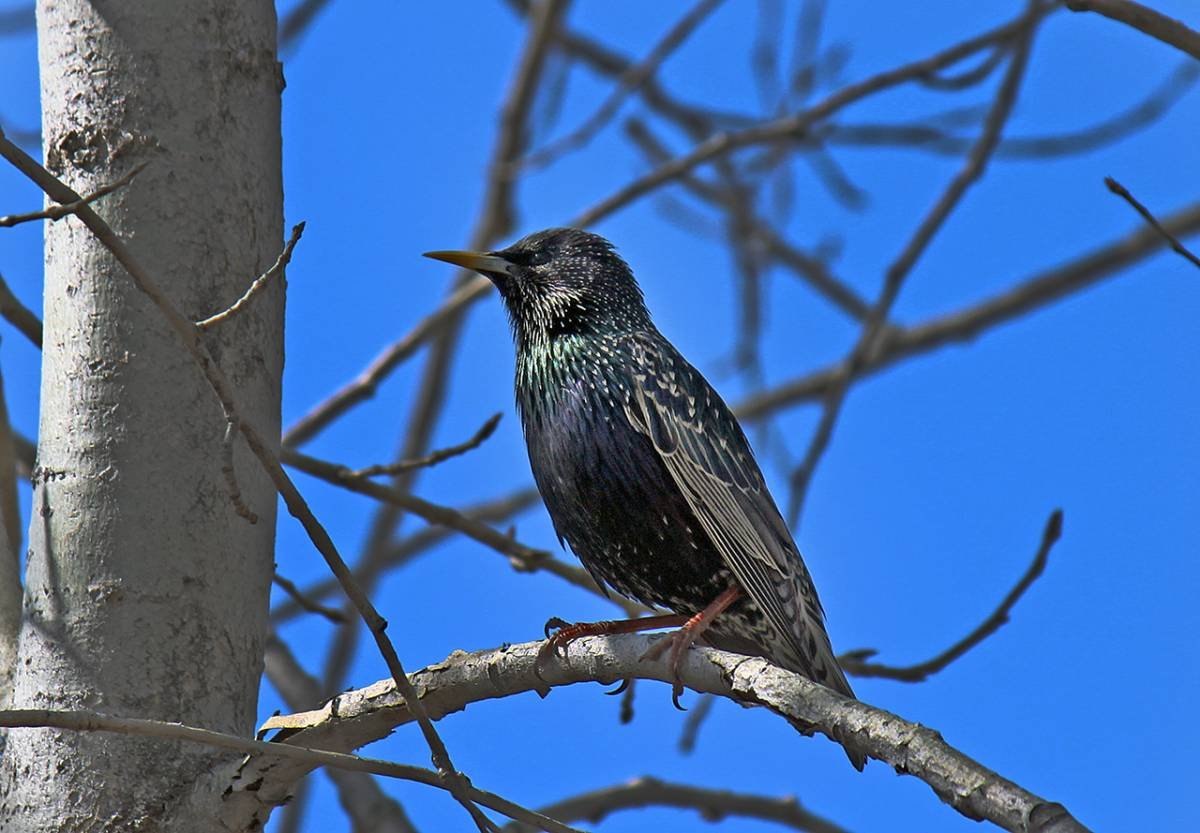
[637,585,745,711]
[534,613,689,682]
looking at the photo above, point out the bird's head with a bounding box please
[425,228,652,347]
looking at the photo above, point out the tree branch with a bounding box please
[1066,0,1200,60]
[0,161,146,227]
[733,201,1200,421]
[197,221,306,331]
[348,412,501,478]
[1104,177,1200,270]
[280,447,646,616]
[501,775,852,833]
[245,636,1093,833]
[0,708,580,833]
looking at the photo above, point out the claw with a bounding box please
[671,684,687,711]
[605,678,631,696]
[543,616,570,639]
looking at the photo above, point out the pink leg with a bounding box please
[640,585,744,708]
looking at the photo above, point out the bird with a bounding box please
[425,228,864,769]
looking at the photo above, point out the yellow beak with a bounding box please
[422,249,513,276]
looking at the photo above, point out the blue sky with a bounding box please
[2,2,1198,831]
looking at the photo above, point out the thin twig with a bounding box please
[733,201,1200,421]
[0,162,147,227]
[502,775,851,833]
[197,222,306,331]
[220,417,258,524]
[1066,0,1200,60]
[350,413,501,478]
[0,709,581,833]
[518,0,727,172]
[784,15,1037,524]
[842,510,1063,682]
[272,573,348,625]
[1104,176,1200,270]
[0,271,42,348]
[0,126,494,833]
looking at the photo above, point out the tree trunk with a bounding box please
[0,2,284,830]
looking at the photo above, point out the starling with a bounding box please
[426,228,863,768]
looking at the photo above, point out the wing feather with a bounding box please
[624,337,851,695]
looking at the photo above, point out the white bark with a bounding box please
[0,2,283,830]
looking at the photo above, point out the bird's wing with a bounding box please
[623,337,850,692]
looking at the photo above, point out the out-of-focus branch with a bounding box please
[251,637,1094,833]
[784,11,1038,524]
[733,201,1200,422]
[1104,177,1200,270]
[625,117,872,321]
[518,0,727,172]
[0,271,40,349]
[502,775,851,833]
[265,636,420,833]
[272,573,348,625]
[281,277,490,448]
[280,448,645,616]
[270,487,541,625]
[279,0,334,49]
[1066,0,1200,60]
[570,3,1052,228]
[842,510,1063,682]
[818,60,1199,159]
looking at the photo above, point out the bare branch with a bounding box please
[733,205,1200,422]
[0,708,581,833]
[247,636,1093,833]
[842,510,1063,682]
[785,12,1038,524]
[518,0,727,172]
[502,775,852,833]
[677,692,716,754]
[624,118,872,321]
[280,448,646,617]
[349,413,502,478]
[272,573,349,625]
[281,276,490,447]
[1104,177,1200,270]
[570,3,1052,228]
[197,221,305,331]
[220,417,258,524]
[0,162,147,227]
[270,487,541,625]
[0,272,42,348]
[0,126,494,832]
[1066,0,1200,60]
[819,60,1200,159]
[280,0,334,48]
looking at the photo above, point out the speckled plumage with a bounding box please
[430,228,857,713]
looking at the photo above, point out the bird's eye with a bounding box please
[528,248,553,266]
